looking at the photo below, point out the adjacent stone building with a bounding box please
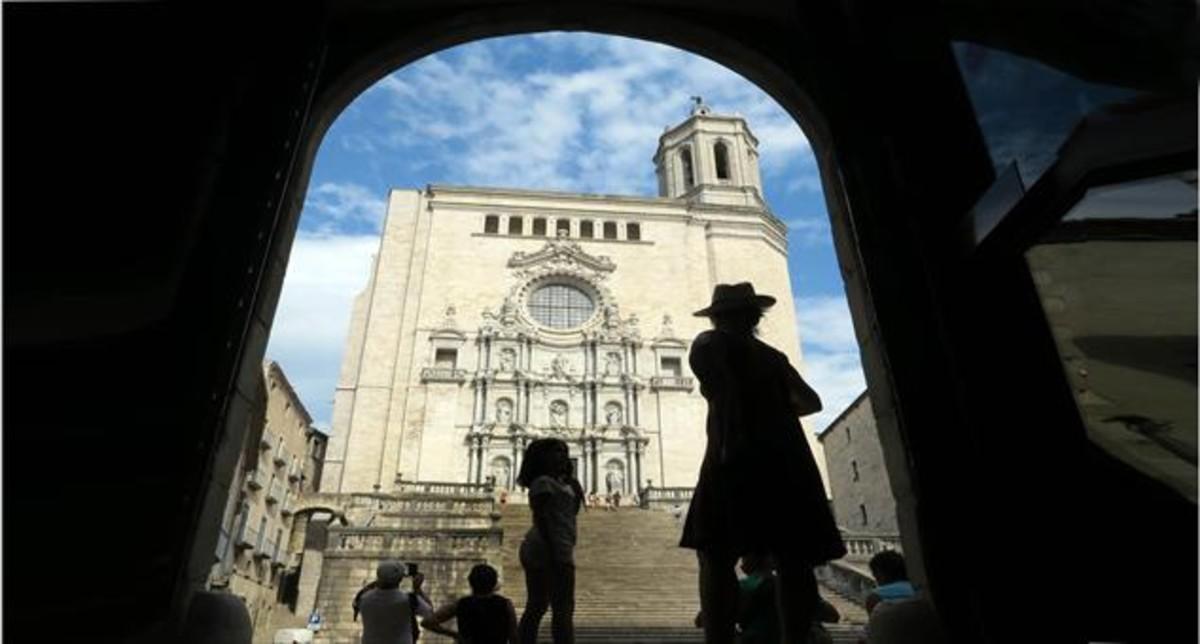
[818,392,899,534]
[208,361,328,642]
[320,101,829,499]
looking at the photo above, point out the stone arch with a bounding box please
[489,455,513,489]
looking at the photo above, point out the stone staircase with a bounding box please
[497,504,867,643]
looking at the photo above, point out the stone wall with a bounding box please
[819,394,900,534]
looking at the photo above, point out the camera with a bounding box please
[406,562,419,577]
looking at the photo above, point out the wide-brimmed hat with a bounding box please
[693,282,776,317]
[376,561,405,585]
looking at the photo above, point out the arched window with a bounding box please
[859,504,869,526]
[680,147,695,189]
[484,214,499,234]
[851,460,860,482]
[714,141,730,179]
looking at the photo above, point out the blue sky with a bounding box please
[266,33,865,433]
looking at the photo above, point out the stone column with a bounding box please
[624,441,634,494]
[590,439,599,494]
[634,442,644,494]
[623,386,632,425]
[474,437,484,484]
[473,381,484,424]
[467,436,477,482]
[579,439,589,493]
[631,344,639,375]
[632,388,640,427]
[514,377,524,424]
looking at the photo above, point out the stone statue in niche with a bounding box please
[490,458,511,489]
[602,304,621,329]
[604,402,623,428]
[496,399,513,425]
[499,348,516,372]
[550,355,572,380]
[549,400,568,429]
[605,466,625,495]
[604,352,622,376]
[659,314,675,338]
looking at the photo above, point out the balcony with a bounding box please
[420,367,467,383]
[287,460,302,481]
[649,375,694,392]
[265,479,283,504]
[259,430,275,451]
[280,496,294,516]
[235,526,258,551]
[254,539,274,560]
[273,446,288,467]
[245,469,266,490]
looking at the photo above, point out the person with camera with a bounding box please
[515,438,585,644]
[356,560,433,644]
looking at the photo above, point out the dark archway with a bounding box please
[4,3,1193,643]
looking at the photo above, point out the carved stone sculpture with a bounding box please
[604,402,623,428]
[605,352,622,376]
[499,348,516,372]
[496,399,513,425]
[549,400,568,429]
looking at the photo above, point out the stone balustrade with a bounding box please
[841,533,903,559]
[325,527,502,557]
[420,367,468,383]
[649,375,695,391]
[640,485,694,509]
[394,479,495,498]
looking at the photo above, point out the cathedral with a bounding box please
[319,101,828,499]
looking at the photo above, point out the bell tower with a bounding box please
[653,97,766,208]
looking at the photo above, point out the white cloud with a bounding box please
[365,34,816,196]
[303,182,387,233]
[795,295,867,433]
[784,216,830,247]
[266,233,380,426]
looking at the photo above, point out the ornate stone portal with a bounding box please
[462,233,650,496]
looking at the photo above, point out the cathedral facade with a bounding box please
[320,104,828,498]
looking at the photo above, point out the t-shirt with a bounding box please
[457,594,514,644]
[736,573,780,644]
[358,588,433,644]
[520,476,578,567]
[875,581,916,602]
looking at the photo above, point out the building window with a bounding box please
[714,141,730,179]
[532,217,547,236]
[434,348,457,369]
[851,460,860,482]
[580,220,594,238]
[859,504,869,526]
[626,223,641,241]
[528,283,595,329]
[603,221,617,240]
[484,215,499,234]
[508,216,523,235]
[660,356,682,376]
[680,147,695,189]
[846,426,852,443]
[556,219,571,237]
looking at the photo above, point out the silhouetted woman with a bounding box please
[681,282,846,644]
[516,438,585,644]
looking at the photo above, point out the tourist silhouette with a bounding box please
[681,282,847,644]
[515,438,585,644]
[423,563,519,644]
